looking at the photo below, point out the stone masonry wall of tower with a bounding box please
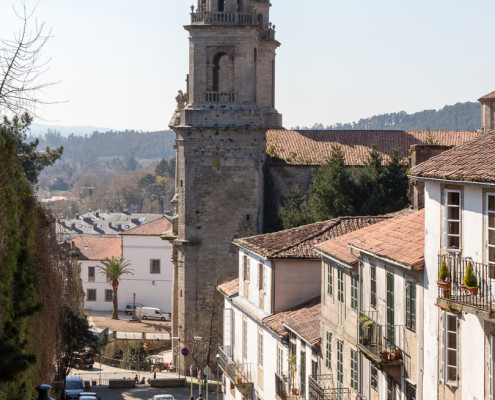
[169,0,282,372]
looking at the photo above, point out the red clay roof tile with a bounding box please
[66,236,122,261]
[122,217,172,236]
[218,279,239,297]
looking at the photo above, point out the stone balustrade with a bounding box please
[191,11,257,25]
[205,91,236,103]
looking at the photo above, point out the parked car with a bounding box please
[149,355,169,372]
[151,395,175,400]
[136,307,170,321]
[63,375,84,400]
[78,392,101,400]
[72,351,95,369]
[125,302,144,315]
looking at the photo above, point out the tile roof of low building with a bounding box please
[262,297,321,345]
[234,216,389,260]
[266,130,480,166]
[65,236,122,261]
[409,132,495,184]
[122,217,172,236]
[217,279,239,298]
[479,91,495,101]
[316,209,424,269]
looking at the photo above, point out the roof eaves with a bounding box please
[348,244,414,271]
[313,248,356,269]
[408,174,495,187]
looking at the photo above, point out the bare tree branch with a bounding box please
[0,1,59,117]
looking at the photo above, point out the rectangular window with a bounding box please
[406,281,416,332]
[277,347,284,377]
[300,350,306,396]
[445,189,461,252]
[350,349,358,391]
[351,275,358,311]
[444,313,458,384]
[105,289,112,302]
[386,272,395,344]
[311,359,318,376]
[337,340,343,389]
[325,331,332,369]
[243,255,250,282]
[88,266,95,282]
[405,381,417,400]
[258,332,263,367]
[371,364,378,391]
[487,194,495,278]
[337,269,344,304]
[327,261,333,296]
[87,289,96,301]
[242,319,247,360]
[259,263,263,291]
[150,259,161,274]
[370,262,377,309]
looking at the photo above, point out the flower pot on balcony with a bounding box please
[360,336,371,346]
[236,377,242,384]
[381,350,389,360]
[460,284,479,296]
[388,352,396,361]
[291,388,299,395]
[437,280,451,298]
[394,349,402,359]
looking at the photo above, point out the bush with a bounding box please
[438,258,450,280]
[463,261,478,288]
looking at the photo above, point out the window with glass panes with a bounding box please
[277,347,284,376]
[444,313,458,383]
[327,261,333,296]
[300,350,306,396]
[242,319,247,360]
[351,275,358,311]
[258,332,263,367]
[406,281,416,332]
[326,331,332,369]
[405,381,416,400]
[445,189,461,251]
[370,364,378,391]
[370,262,377,308]
[337,340,343,388]
[350,349,358,391]
[487,194,495,278]
[337,269,344,304]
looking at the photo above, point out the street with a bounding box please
[83,386,219,400]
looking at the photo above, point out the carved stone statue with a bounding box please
[175,90,189,110]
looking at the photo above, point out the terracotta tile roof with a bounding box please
[218,279,239,298]
[316,209,424,269]
[263,297,321,345]
[266,130,480,166]
[234,216,389,259]
[478,91,495,101]
[409,132,495,184]
[66,236,122,261]
[122,217,172,236]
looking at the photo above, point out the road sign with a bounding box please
[203,366,214,379]
[181,347,189,356]
[174,346,180,354]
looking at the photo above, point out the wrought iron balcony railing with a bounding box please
[308,375,352,400]
[437,254,494,314]
[217,346,254,384]
[358,312,404,367]
[275,372,289,399]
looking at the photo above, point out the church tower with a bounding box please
[169,0,282,369]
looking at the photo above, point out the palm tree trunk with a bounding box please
[112,281,119,320]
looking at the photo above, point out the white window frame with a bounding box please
[88,266,95,282]
[444,189,462,253]
[325,331,332,369]
[258,331,263,367]
[242,318,247,361]
[351,275,358,311]
[327,261,333,296]
[277,346,284,377]
[487,193,495,273]
[350,349,358,391]
[443,313,459,386]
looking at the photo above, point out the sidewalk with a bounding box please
[85,310,171,334]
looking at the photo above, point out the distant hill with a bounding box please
[29,123,112,137]
[296,101,482,131]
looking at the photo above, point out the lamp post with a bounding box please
[216,353,220,399]
[194,336,203,397]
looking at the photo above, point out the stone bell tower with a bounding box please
[169,0,282,370]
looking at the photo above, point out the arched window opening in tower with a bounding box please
[213,52,233,93]
[218,0,225,12]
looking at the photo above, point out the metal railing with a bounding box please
[275,372,289,399]
[358,312,404,362]
[217,346,254,384]
[438,254,494,312]
[191,11,257,25]
[205,91,236,103]
[308,375,351,400]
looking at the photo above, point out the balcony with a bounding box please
[205,91,236,103]
[275,372,289,399]
[436,255,495,319]
[357,312,403,380]
[191,11,257,26]
[308,375,352,400]
[218,346,254,398]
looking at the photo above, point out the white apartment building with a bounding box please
[410,129,495,400]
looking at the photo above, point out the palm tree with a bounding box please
[97,257,133,320]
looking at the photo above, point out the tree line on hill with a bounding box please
[293,101,481,131]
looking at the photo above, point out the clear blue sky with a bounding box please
[1,0,494,131]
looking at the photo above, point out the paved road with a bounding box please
[85,386,220,400]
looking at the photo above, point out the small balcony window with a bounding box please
[444,189,462,252]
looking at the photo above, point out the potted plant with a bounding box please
[437,258,451,297]
[394,348,402,359]
[381,349,389,360]
[288,354,298,395]
[461,261,479,295]
[359,314,374,345]
[236,376,243,384]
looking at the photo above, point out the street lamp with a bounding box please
[216,353,220,399]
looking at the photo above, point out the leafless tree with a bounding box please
[0,1,57,117]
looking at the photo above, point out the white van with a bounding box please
[136,307,170,321]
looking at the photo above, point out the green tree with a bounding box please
[382,148,409,213]
[357,145,385,215]
[307,145,357,221]
[120,341,150,371]
[278,185,311,229]
[97,257,133,320]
